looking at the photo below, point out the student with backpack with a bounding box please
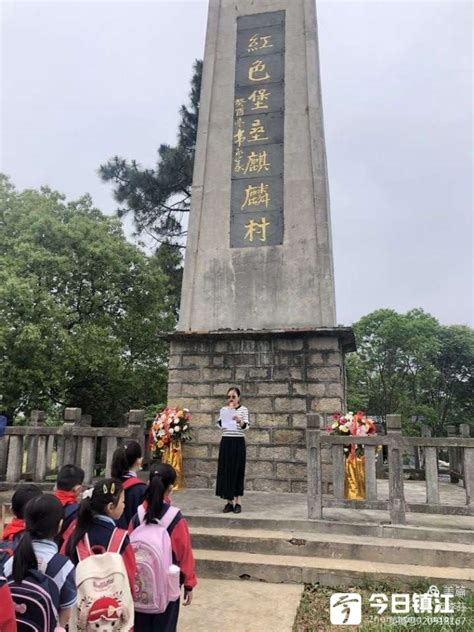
[111,441,147,528]
[54,464,84,547]
[63,478,136,631]
[129,464,197,632]
[0,484,43,572]
[3,494,76,632]
[0,573,17,632]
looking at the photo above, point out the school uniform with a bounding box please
[117,472,147,529]
[54,490,79,548]
[216,405,249,500]
[0,575,17,632]
[64,514,136,593]
[3,539,77,610]
[2,517,25,542]
[129,501,197,632]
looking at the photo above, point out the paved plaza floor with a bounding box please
[172,481,472,531]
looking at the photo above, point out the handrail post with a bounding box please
[387,414,406,524]
[447,424,459,483]
[6,433,24,483]
[79,414,95,485]
[32,410,48,482]
[128,410,146,449]
[63,408,81,465]
[423,426,439,504]
[460,424,473,504]
[27,410,45,479]
[306,413,323,519]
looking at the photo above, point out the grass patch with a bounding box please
[293,581,473,632]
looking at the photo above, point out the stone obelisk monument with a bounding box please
[168,0,355,492]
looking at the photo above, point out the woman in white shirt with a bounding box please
[215,386,249,513]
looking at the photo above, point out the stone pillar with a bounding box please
[460,424,471,495]
[26,410,45,479]
[0,435,9,480]
[6,435,23,483]
[306,413,322,519]
[168,330,353,492]
[128,410,146,452]
[168,0,355,493]
[76,414,93,465]
[106,437,118,478]
[78,415,95,485]
[422,426,440,505]
[63,408,81,465]
[447,424,459,484]
[387,414,406,524]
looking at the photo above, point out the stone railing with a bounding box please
[306,413,474,524]
[0,408,148,490]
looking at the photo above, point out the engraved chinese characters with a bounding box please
[230,11,285,248]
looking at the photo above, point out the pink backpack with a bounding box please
[130,505,181,614]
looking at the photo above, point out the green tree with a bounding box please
[347,308,474,435]
[0,175,176,423]
[99,60,202,249]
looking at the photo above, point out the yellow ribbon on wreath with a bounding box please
[162,440,184,490]
[344,454,366,500]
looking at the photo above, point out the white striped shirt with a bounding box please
[217,405,250,438]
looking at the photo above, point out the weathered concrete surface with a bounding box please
[193,549,474,590]
[189,526,474,568]
[178,0,336,331]
[170,487,474,533]
[178,577,303,632]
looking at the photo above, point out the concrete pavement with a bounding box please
[178,578,303,632]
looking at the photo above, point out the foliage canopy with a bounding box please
[0,175,176,423]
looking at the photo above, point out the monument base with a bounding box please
[167,328,355,494]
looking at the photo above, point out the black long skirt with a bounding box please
[215,436,246,500]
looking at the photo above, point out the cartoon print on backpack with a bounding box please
[85,596,126,631]
[130,496,181,613]
[64,479,135,632]
[76,580,131,632]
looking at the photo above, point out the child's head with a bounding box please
[145,464,177,524]
[12,494,63,582]
[11,484,43,519]
[67,479,124,556]
[56,464,85,497]
[148,463,176,492]
[111,441,143,479]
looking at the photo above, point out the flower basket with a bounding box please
[327,411,377,500]
[149,406,192,489]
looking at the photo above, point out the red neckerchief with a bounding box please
[2,516,25,541]
[54,490,78,507]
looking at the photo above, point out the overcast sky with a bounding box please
[1,0,472,327]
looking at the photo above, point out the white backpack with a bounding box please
[130,504,181,614]
[70,528,134,632]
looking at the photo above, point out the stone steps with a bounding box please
[193,548,474,589]
[186,512,474,545]
[189,526,474,569]
[187,511,474,589]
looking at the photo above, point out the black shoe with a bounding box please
[223,503,234,513]
[234,504,242,514]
